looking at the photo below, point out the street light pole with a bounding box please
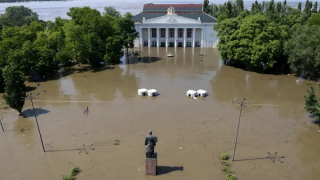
[22,93,45,152]
[261,62,268,80]
[0,103,5,132]
[0,117,4,132]
[231,98,252,161]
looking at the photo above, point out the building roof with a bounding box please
[132,4,216,23]
[143,3,203,12]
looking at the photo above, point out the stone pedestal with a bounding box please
[145,152,157,176]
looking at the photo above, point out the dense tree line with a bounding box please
[204,0,320,81]
[0,6,137,113]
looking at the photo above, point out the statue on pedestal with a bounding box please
[145,130,158,158]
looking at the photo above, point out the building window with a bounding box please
[161,29,165,38]
[187,41,192,47]
[178,28,183,38]
[152,29,156,38]
[169,28,174,38]
[152,40,157,47]
[187,29,192,38]
[144,40,148,47]
[195,40,200,47]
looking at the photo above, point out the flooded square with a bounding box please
[0,47,319,180]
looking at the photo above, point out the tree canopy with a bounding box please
[0,5,137,112]
[210,0,320,79]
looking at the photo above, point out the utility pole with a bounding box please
[0,102,4,132]
[231,98,252,161]
[22,93,45,152]
[0,115,4,132]
[261,62,268,80]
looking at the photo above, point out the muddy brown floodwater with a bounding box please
[0,47,320,180]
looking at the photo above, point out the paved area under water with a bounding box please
[0,47,319,180]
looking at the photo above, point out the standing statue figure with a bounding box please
[145,130,158,158]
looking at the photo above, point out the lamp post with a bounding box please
[261,62,268,80]
[0,115,3,132]
[22,93,45,152]
[231,98,252,161]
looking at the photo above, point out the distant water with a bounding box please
[0,0,303,21]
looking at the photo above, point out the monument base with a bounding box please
[145,152,157,176]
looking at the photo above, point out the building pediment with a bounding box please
[142,14,201,24]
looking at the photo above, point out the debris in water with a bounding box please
[178,147,183,150]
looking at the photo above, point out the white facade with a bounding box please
[133,13,219,48]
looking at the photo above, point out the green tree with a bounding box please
[226,1,233,18]
[284,25,320,79]
[298,2,302,11]
[312,1,318,14]
[210,4,219,18]
[56,48,72,66]
[2,65,26,114]
[0,6,38,27]
[104,36,123,64]
[117,13,138,63]
[307,13,320,26]
[203,0,210,14]
[304,86,320,120]
[216,14,281,69]
[103,6,122,19]
[65,7,112,67]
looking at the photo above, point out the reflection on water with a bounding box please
[59,77,77,95]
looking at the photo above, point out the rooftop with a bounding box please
[143,3,203,12]
[132,3,216,23]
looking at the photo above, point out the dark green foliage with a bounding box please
[0,5,137,111]
[307,13,320,26]
[2,65,26,114]
[210,0,320,80]
[304,86,320,121]
[298,2,302,11]
[312,2,318,13]
[284,25,320,79]
[0,5,137,78]
[203,0,210,14]
[117,13,138,62]
[216,14,281,69]
[103,6,122,18]
[0,6,38,27]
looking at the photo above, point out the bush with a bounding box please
[62,166,80,180]
[220,153,236,180]
[220,153,230,161]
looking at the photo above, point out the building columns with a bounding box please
[166,28,168,47]
[139,28,143,47]
[192,28,196,47]
[157,28,160,47]
[183,28,187,47]
[174,28,178,47]
[148,28,151,47]
[201,27,204,47]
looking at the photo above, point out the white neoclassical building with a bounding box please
[131,3,219,48]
